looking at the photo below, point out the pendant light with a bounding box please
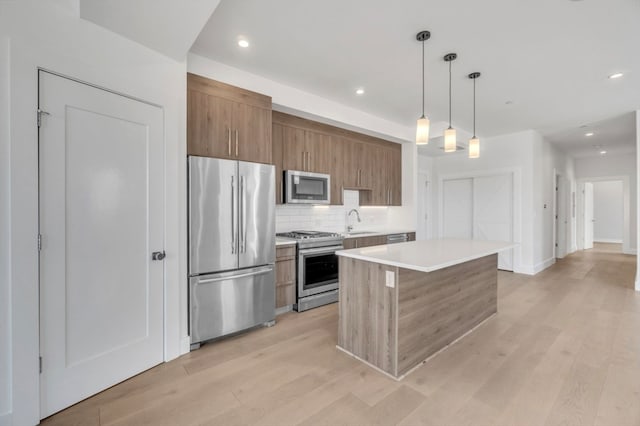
[443,53,457,152]
[416,30,431,145]
[468,72,481,158]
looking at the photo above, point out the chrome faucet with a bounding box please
[346,209,361,232]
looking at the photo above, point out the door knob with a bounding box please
[152,251,166,261]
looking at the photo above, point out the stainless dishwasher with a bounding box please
[386,233,409,244]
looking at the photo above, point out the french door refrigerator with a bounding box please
[188,156,275,347]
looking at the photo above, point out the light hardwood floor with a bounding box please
[42,248,640,426]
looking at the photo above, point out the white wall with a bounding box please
[0,1,187,424]
[188,53,418,234]
[0,36,11,425]
[575,153,637,252]
[423,129,575,275]
[636,110,640,291]
[592,181,624,242]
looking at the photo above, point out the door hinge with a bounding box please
[37,109,50,128]
[39,356,42,374]
[37,234,42,251]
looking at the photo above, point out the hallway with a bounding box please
[43,249,640,426]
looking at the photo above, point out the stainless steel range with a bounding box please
[276,230,344,312]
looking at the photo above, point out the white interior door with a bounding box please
[473,174,514,271]
[39,71,164,418]
[584,182,594,249]
[442,178,473,239]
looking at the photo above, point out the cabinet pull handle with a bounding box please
[302,151,305,170]
[235,129,239,157]
[227,128,231,156]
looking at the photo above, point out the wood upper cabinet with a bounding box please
[187,73,272,164]
[388,144,402,206]
[343,140,371,190]
[281,125,306,171]
[272,111,401,206]
[360,143,402,206]
[272,123,284,204]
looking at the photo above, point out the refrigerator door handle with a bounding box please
[240,175,247,253]
[194,267,272,285]
[231,175,236,254]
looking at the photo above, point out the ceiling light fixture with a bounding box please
[585,132,594,137]
[468,72,481,159]
[444,53,458,152]
[356,88,365,95]
[415,30,431,145]
[600,150,607,155]
[238,39,249,48]
[608,72,624,79]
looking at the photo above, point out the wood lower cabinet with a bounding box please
[187,73,272,164]
[275,245,296,309]
[343,232,416,249]
[343,235,388,249]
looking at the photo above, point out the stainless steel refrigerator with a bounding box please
[188,156,275,348]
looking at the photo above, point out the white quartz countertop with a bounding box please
[275,237,297,247]
[336,239,516,273]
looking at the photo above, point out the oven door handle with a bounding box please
[299,246,343,256]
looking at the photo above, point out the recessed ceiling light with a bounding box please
[608,72,624,79]
[238,39,249,48]
[600,150,607,155]
[585,132,594,137]
[356,88,365,95]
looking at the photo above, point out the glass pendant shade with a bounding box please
[416,116,430,145]
[468,137,480,158]
[444,127,457,152]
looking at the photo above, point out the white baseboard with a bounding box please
[625,249,637,255]
[514,257,556,276]
[594,239,623,244]
[0,412,12,426]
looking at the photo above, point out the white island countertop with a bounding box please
[336,239,515,273]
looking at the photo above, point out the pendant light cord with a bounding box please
[421,40,425,117]
[448,59,452,128]
[473,78,476,137]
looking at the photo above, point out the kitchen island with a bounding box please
[336,239,514,379]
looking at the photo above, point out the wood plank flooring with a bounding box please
[42,246,640,426]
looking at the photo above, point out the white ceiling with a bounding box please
[191,0,639,157]
[80,0,221,60]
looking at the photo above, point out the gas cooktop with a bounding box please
[277,230,343,240]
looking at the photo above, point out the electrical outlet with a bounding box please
[385,270,395,288]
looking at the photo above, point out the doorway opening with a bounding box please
[577,177,628,254]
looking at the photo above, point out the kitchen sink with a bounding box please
[345,231,374,236]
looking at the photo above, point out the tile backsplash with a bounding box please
[275,190,389,233]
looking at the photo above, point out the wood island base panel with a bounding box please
[337,254,498,379]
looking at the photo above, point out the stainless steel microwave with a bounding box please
[284,170,330,204]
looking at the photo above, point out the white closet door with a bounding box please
[473,174,514,271]
[39,71,164,418]
[443,178,473,239]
